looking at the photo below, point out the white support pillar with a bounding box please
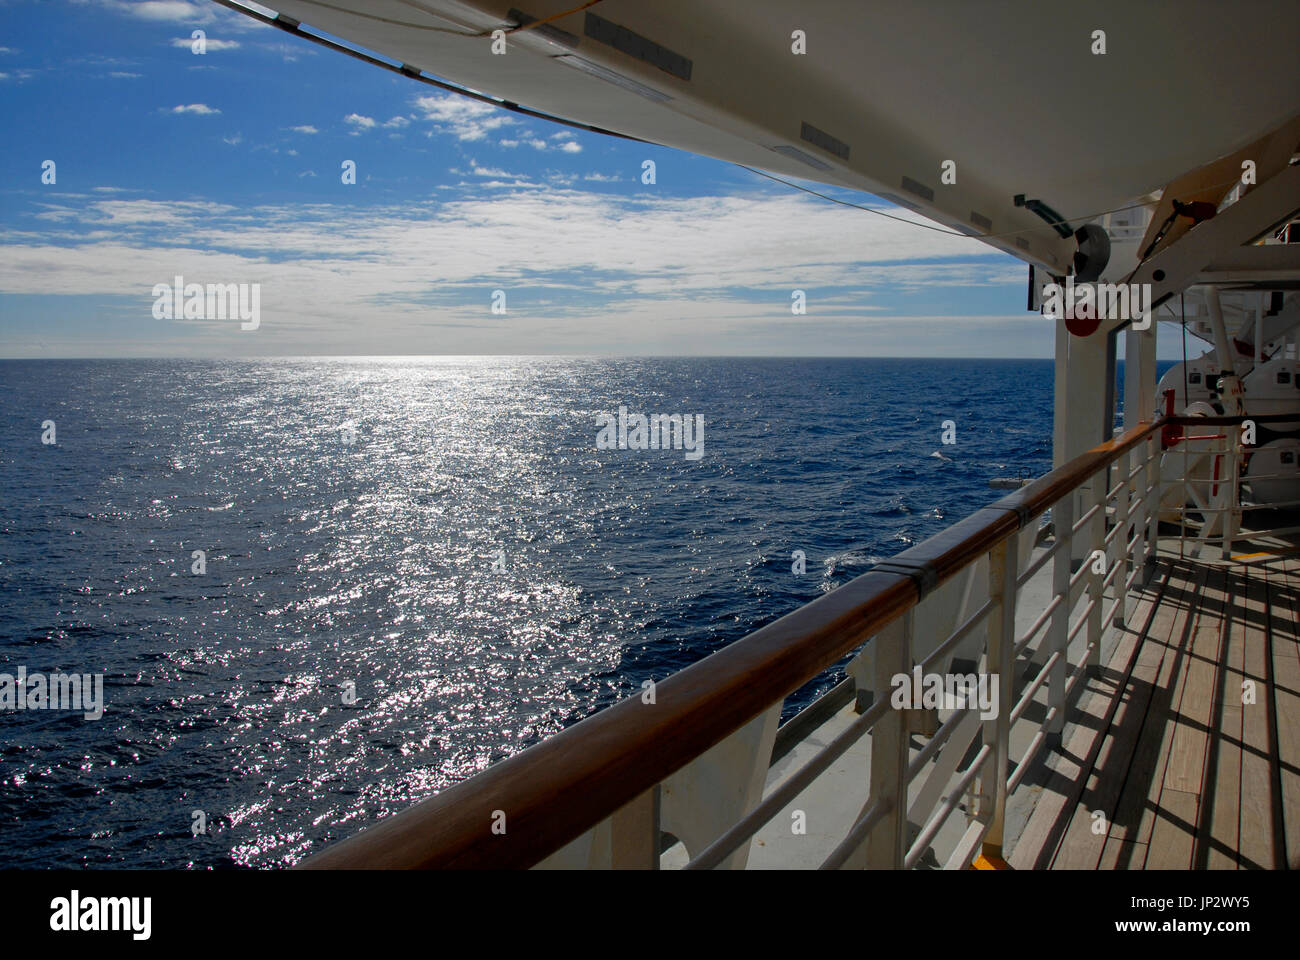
[980,537,1018,859]
[1047,491,1073,737]
[1054,326,1111,561]
[1124,322,1157,429]
[861,613,913,869]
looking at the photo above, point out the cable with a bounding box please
[499,1,605,35]
[740,165,1248,245]
[206,0,645,143]
[736,164,968,237]
[290,0,604,37]
[213,0,1244,253]
[290,0,481,34]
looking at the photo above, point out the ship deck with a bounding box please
[660,529,1300,870]
[1011,535,1300,869]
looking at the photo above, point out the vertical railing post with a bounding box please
[1114,446,1130,627]
[1087,469,1106,669]
[1132,439,1148,575]
[1146,433,1161,575]
[1047,492,1073,739]
[864,611,913,869]
[980,536,1018,860]
[1180,436,1189,560]
[1223,425,1241,560]
[609,786,660,869]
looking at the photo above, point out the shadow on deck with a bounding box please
[1010,533,1300,869]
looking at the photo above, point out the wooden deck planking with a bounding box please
[1033,565,1176,869]
[1145,563,1226,868]
[1011,538,1300,870]
[1101,561,1207,864]
[1239,555,1280,868]
[1269,552,1300,868]
[1198,562,1247,869]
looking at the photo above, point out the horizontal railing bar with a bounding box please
[1068,556,1092,593]
[1015,593,1063,657]
[905,705,978,785]
[1072,502,1103,535]
[819,797,892,871]
[1008,728,1051,793]
[1099,556,1123,592]
[906,708,984,824]
[1067,598,1095,645]
[903,745,993,869]
[1064,643,1095,699]
[1010,648,1064,725]
[302,419,1167,869]
[1103,593,1124,629]
[685,695,893,869]
[918,598,996,674]
[1103,517,1124,547]
[1016,535,1062,588]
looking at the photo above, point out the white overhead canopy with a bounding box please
[256,0,1300,276]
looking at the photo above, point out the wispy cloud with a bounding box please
[413,94,515,142]
[170,37,242,51]
[345,113,376,131]
[289,125,318,135]
[0,187,1020,356]
[170,103,220,115]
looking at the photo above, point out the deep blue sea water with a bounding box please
[0,357,1062,868]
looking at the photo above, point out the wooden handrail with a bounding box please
[300,418,1167,869]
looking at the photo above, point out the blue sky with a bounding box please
[0,0,1179,358]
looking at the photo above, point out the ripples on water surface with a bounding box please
[0,357,1053,867]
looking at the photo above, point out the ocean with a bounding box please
[0,357,1064,867]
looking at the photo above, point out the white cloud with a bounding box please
[290,125,318,135]
[468,163,526,179]
[171,37,242,51]
[170,103,220,115]
[412,94,514,141]
[383,116,410,129]
[557,141,582,154]
[223,133,243,146]
[583,173,621,182]
[0,188,1015,359]
[109,71,142,79]
[116,1,210,21]
[345,113,376,130]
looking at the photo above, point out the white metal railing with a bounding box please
[304,418,1229,871]
[563,426,1167,870]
